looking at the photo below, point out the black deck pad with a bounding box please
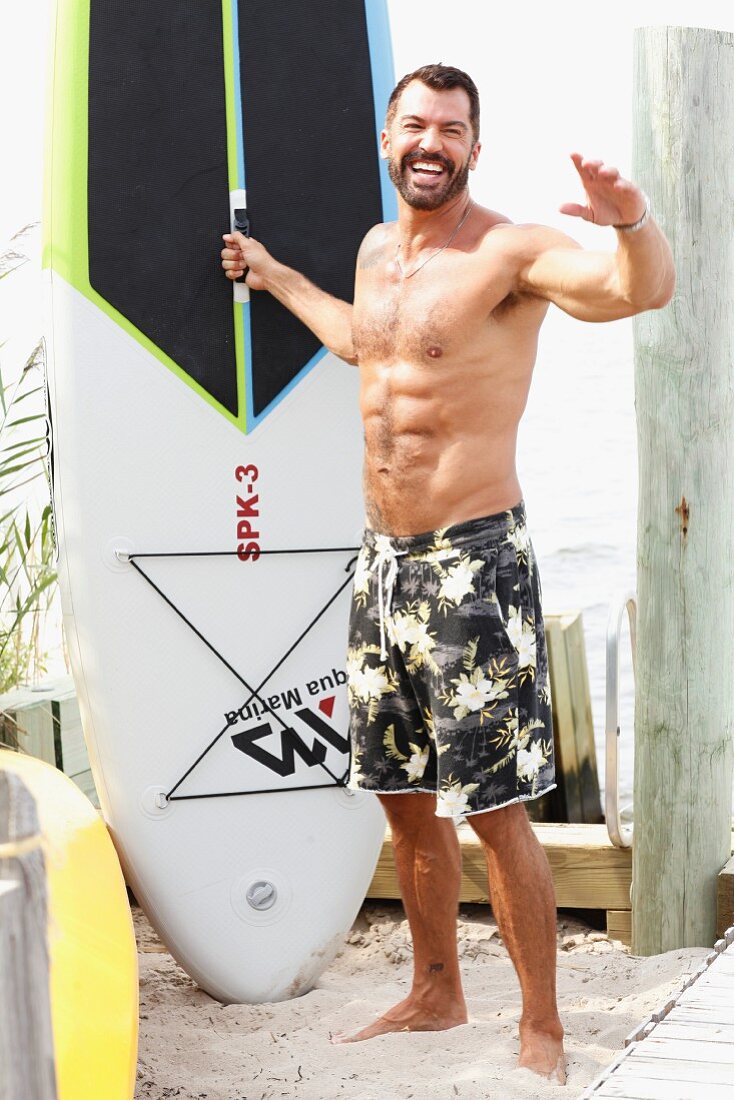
[87,0,238,415]
[238,0,383,416]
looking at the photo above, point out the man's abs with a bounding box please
[360,358,529,536]
[353,224,550,535]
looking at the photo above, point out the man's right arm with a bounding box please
[221,232,357,365]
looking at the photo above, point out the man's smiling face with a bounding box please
[381,80,481,211]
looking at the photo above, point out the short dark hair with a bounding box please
[385,64,480,143]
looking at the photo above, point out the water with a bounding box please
[518,306,638,814]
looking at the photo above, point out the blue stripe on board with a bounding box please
[243,298,254,425]
[246,345,330,431]
[364,0,397,222]
[242,0,395,433]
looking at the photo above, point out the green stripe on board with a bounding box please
[44,0,247,434]
[42,0,89,289]
[221,0,239,193]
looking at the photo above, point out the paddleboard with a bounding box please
[0,750,137,1100]
[44,0,395,1002]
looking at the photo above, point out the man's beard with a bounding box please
[387,150,472,211]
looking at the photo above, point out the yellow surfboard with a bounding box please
[0,750,137,1099]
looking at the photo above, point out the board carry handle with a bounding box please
[229,188,250,303]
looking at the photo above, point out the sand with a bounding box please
[133,904,708,1100]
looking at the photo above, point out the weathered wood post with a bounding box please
[632,27,734,954]
[0,769,57,1099]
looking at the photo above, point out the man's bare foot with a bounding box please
[330,992,468,1044]
[518,1024,567,1085]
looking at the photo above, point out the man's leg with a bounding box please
[332,792,468,1043]
[468,801,566,1083]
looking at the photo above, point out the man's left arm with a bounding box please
[515,153,676,322]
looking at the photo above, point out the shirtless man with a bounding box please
[221,64,675,1084]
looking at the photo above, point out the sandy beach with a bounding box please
[133,903,708,1100]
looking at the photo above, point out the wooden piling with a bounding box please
[632,27,734,954]
[0,770,57,1099]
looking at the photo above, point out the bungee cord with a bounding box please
[126,546,359,801]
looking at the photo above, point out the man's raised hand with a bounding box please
[559,153,647,228]
[220,232,272,291]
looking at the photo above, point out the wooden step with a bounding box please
[368,821,632,910]
[369,824,734,950]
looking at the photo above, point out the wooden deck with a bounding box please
[582,927,734,1098]
[0,677,96,807]
[367,823,734,948]
[367,821,635,943]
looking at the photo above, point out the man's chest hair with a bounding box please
[352,266,525,364]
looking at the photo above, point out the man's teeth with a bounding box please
[411,161,444,173]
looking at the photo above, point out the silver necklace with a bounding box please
[395,199,474,279]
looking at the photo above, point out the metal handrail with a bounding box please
[605,590,637,849]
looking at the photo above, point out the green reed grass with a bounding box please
[0,228,58,694]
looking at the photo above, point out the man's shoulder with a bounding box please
[473,213,584,306]
[361,221,393,245]
[481,217,582,260]
[356,223,394,272]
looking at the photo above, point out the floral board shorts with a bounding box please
[346,501,556,819]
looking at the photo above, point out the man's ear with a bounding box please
[379,128,390,160]
[469,140,482,171]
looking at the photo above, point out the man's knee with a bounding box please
[466,800,529,847]
[377,791,437,829]
[378,793,460,872]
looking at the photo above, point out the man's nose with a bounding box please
[418,128,442,155]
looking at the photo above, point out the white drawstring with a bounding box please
[370,542,408,659]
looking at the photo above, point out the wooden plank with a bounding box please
[652,1019,734,1042]
[0,770,58,1099]
[607,909,632,945]
[639,1037,734,1064]
[369,823,734,910]
[702,960,734,979]
[545,616,583,821]
[614,1053,734,1086]
[693,958,734,979]
[669,1006,734,1026]
[531,823,626,847]
[368,821,632,909]
[561,612,603,823]
[482,823,631,909]
[0,681,100,808]
[55,696,100,807]
[716,855,734,938]
[678,988,734,1007]
[57,695,85,778]
[692,974,734,991]
[594,1076,734,1099]
[12,701,56,766]
[71,769,99,809]
[0,681,77,767]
